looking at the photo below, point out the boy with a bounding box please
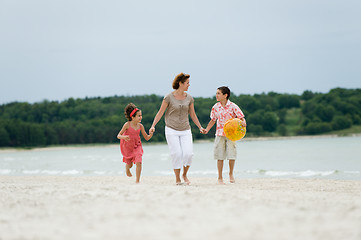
[203,86,246,184]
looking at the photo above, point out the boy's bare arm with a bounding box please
[240,118,247,127]
[203,120,216,134]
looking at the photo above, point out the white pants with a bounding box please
[165,127,193,169]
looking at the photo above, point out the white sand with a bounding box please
[0,176,360,240]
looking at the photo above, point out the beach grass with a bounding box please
[326,125,361,135]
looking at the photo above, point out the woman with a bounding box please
[150,73,204,185]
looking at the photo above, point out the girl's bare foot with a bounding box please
[126,166,132,177]
[182,175,191,185]
[229,174,235,183]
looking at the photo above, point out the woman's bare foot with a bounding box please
[229,174,235,183]
[176,181,183,185]
[218,179,226,185]
[182,175,191,185]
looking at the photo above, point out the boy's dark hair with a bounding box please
[172,72,190,89]
[218,86,231,100]
[124,103,139,121]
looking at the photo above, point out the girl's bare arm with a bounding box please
[117,122,130,141]
[140,124,153,141]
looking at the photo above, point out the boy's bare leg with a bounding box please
[217,160,225,184]
[182,165,191,185]
[135,162,142,183]
[229,160,235,183]
[126,162,133,177]
[174,169,182,185]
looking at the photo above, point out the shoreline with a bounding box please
[1,176,360,240]
[242,133,361,141]
[1,133,361,152]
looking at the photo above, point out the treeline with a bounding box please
[0,88,360,147]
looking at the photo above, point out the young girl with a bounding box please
[117,103,153,183]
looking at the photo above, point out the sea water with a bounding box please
[1,136,360,180]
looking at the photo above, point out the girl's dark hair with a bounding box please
[124,103,140,121]
[218,86,231,99]
[172,72,190,89]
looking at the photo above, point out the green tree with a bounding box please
[331,116,352,130]
[277,94,300,109]
[315,105,335,122]
[304,122,332,135]
[301,90,315,100]
[0,126,10,146]
[1,88,360,147]
[248,124,263,136]
[278,124,288,136]
[262,112,278,132]
[277,109,287,124]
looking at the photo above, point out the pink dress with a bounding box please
[120,126,143,164]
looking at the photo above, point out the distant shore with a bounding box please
[0,176,360,240]
[242,133,361,141]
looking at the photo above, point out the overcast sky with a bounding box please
[1,0,360,104]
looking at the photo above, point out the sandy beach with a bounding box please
[0,176,360,240]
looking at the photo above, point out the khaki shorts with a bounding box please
[213,136,237,160]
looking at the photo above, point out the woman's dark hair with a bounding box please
[218,86,231,100]
[124,103,139,121]
[172,72,190,89]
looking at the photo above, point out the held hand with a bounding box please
[149,127,155,134]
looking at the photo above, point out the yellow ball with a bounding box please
[223,118,246,141]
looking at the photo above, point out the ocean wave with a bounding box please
[23,170,41,174]
[41,170,62,175]
[154,170,173,176]
[154,169,351,178]
[2,157,15,162]
[189,170,218,175]
[0,169,12,174]
[0,169,119,176]
[61,170,83,175]
[152,170,219,176]
[1,168,360,179]
[245,169,352,178]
